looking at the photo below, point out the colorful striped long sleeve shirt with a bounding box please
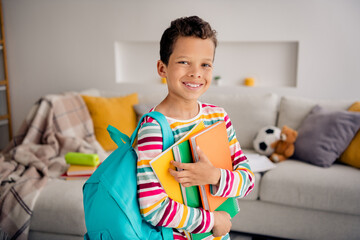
[136,102,255,240]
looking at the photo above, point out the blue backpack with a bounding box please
[83,111,174,240]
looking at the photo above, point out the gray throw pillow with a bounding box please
[294,105,360,167]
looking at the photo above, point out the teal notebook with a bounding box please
[172,140,201,208]
[192,197,240,240]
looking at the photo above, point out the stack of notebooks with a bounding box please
[61,152,100,180]
[150,121,240,239]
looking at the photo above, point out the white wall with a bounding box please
[2,0,360,134]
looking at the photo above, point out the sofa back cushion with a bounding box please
[200,93,279,150]
[277,96,354,130]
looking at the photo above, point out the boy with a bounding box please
[137,16,254,239]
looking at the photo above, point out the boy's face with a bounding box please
[158,36,215,103]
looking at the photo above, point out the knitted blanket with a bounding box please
[0,92,106,239]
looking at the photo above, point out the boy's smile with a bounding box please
[158,36,215,104]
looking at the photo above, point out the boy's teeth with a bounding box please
[186,83,200,87]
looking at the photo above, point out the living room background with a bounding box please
[2,0,360,134]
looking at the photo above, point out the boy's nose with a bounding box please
[188,68,201,78]
[189,73,201,78]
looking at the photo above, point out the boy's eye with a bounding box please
[202,63,212,68]
[178,61,188,65]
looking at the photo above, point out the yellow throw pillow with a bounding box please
[82,93,139,151]
[340,102,360,168]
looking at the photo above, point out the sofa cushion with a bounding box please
[30,178,87,235]
[82,93,139,151]
[259,160,360,215]
[277,96,353,130]
[293,105,360,167]
[340,102,360,168]
[200,93,279,149]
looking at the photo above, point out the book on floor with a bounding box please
[150,121,206,204]
[172,140,201,208]
[66,164,98,176]
[60,172,92,180]
[189,121,233,212]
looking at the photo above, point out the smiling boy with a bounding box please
[155,36,214,120]
[137,16,255,239]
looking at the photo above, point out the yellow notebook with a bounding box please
[66,164,98,176]
[150,121,206,203]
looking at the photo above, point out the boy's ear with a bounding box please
[157,60,167,78]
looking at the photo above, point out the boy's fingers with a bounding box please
[171,160,181,168]
[169,168,180,176]
[196,146,203,156]
[169,168,193,185]
[169,167,187,178]
[171,160,192,170]
[169,168,181,182]
[181,182,194,188]
[196,146,211,163]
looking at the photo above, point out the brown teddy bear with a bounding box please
[269,125,298,163]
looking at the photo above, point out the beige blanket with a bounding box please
[0,92,106,240]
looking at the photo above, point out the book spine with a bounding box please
[189,138,209,211]
[172,145,188,206]
[190,138,199,163]
[172,146,182,171]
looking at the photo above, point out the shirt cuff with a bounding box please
[210,168,228,197]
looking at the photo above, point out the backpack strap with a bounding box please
[130,111,174,150]
[107,111,174,151]
[107,125,131,146]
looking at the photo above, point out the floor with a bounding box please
[229,231,291,240]
[229,232,252,240]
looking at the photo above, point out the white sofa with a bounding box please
[28,89,360,240]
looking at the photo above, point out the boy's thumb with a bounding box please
[196,146,210,163]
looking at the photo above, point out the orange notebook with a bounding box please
[189,121,233,211]
[150,121,206,203]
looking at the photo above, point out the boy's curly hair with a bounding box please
[160,16,217,65]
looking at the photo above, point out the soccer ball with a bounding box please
[253,126,281,156]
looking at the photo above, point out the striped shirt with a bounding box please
[136,102,255,240]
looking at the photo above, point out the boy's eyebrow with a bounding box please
[175,56,189,59]
[175,56,213,62]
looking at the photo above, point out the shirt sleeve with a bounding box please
[210,112,255,198]
[136,118,214,234]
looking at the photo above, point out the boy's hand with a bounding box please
[169,146,221,187]
[212,211,232,237]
